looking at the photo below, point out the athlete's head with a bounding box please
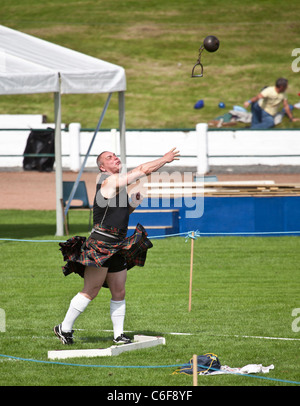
[96,151,122,174]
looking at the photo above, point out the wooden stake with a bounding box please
[188,232,194,312]
[193,354,198,386]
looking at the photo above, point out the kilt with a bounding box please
[59,223,153,280]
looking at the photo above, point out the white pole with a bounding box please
[54,90,64,236]
[111,128,118,155]
[118,91,127,172]
[69,122,81,172]
[64,93,112,217]
[196,123,209,174]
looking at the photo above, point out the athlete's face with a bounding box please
[99,151,122,174]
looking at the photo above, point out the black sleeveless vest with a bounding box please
[93,173,129,231]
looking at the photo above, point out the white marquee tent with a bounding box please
[0,25,127,236]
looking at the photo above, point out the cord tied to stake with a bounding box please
[185,230,201,242]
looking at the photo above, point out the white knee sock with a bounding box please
[61,293,91,332]
[110,299,126,339]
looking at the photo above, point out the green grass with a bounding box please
[0,0,300,128]
[0,209,300,386]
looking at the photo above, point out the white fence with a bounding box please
[0,115,300,172]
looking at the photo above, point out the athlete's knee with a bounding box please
[111,287,126,301]
[82,266,108,300]
[81,285,101,300]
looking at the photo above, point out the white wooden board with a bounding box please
[48,335,165,360]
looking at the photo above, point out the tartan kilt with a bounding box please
[59,223,153,278]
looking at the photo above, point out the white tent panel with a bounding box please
[0,24,127,236]
[0,53,60,94]
[0,25,126,95]
[60,70,125,94]
[0,73,60,95]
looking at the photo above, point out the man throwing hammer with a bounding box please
[54,148,180,345]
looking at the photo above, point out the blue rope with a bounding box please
[185,230,201,241]
[1,229,300,243]
[0,238,66,243]
[0,353,183,368]
[0,353,300,385]
[0,233,188,243]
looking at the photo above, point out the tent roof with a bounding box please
[0,25,126,95]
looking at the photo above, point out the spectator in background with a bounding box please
[244,78,299,129]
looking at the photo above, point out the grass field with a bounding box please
[1,0,300,128]
[0,209,299,386]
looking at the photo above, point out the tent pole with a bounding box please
[118,91,127,172]
[64,92,112,218]
[54,90,64,236]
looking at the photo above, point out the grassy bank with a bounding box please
[0,0,299,128]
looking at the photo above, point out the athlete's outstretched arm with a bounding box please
[101,148,180,199]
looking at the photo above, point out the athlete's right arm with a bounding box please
[101,148,180,199]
